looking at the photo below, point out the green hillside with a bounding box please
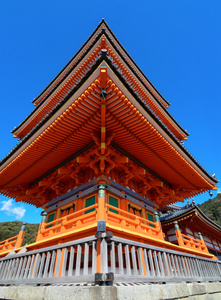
[0,221,39,246]
[199,193,221,226]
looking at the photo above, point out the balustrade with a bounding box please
[0,223,26,255]
[0,233,220,286]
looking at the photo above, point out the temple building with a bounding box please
[161,200,221,259]
[0,20,220,287]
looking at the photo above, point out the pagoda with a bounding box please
[0,20,220,286]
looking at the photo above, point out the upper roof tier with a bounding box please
[12,20,188,141]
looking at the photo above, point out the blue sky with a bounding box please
[0,0,220,223]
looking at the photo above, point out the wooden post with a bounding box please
[154,211,164,240]
[97,183,106,221]
[96,182,107,273]
[15,222,26,249]
[36,211,47,242]
[198,232,209,254]
[174,221,185,247]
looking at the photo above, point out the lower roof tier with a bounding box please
[0,65,217,207]
[0,143,216,208]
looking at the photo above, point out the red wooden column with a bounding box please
[97,182,107,273]
[15,222,26,248]
[36,211,47,242]
[174,221,185,247]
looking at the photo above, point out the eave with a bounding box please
[161,205,221,235]
[0,61,217,206]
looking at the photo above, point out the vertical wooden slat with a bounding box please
[137,247,144,276]
[32,253,41,279]
[125,244,131,275]
[207,261,211,277]
[43,251,51,278]
[177,256,184,277]
[215,262,220,277]
[170,254,177,277]
[181,256,188,277]
[0,261,3,277]
[75,244,82,276]
[162,252,170,277]
[1,260,9,280]
[194,258,200,277]
[92,241,97,275]
[212,262,217,277]
[148,250,155,276]
[11,258,20,279]
[204,261,209,277]
[101,238,108,274]
[192,258,200,277]
[2,260,10,280]
[217,262,221,277]
[203,260,207,277]
[49,250,56,278]
[28,255,36,279]
[208,261,213,277]
[8,259,16,280]
[199,260,204,277]
[83,243,89,275]
[131,246,138,275]
[24,256,31,279]
[1,261,8,278]
[153,251,160,277]
[196,259,204,278]
[68,246,75,276]
[1,261,7,279]
[187,257,195,277]
[19,256,27,279]
[5,259,15,280]
[118,243,124,275]
[54,249,62,277]
[157,252,164,276]
[61,248,68,277]
[165,253,172,277]
[214,262,219,277]
[15,257,24,279]
[8,259,16,279]
[143,249,150,276]
[38,253,46,278]
[174,255,181,277]
[208,262,213,277]
[110,241,116,274]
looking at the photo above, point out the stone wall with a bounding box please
[0,282,221,300]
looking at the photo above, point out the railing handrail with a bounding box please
[106,203,156,226]
[107,209,160,235]
[44,203,98,229]
[0,233,220,286]
[0,235,18,246]
[110,235,219,262]
[0,235,96,262]
[181,233,203,244]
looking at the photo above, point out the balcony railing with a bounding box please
[180,233,208,253]
[106,204,164,240]
[36,204,164,243]
[0,236,18,253]
[0,233,220,286]
[174,221,209,254]
[36,204,98,241]
[0,223,26,255]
